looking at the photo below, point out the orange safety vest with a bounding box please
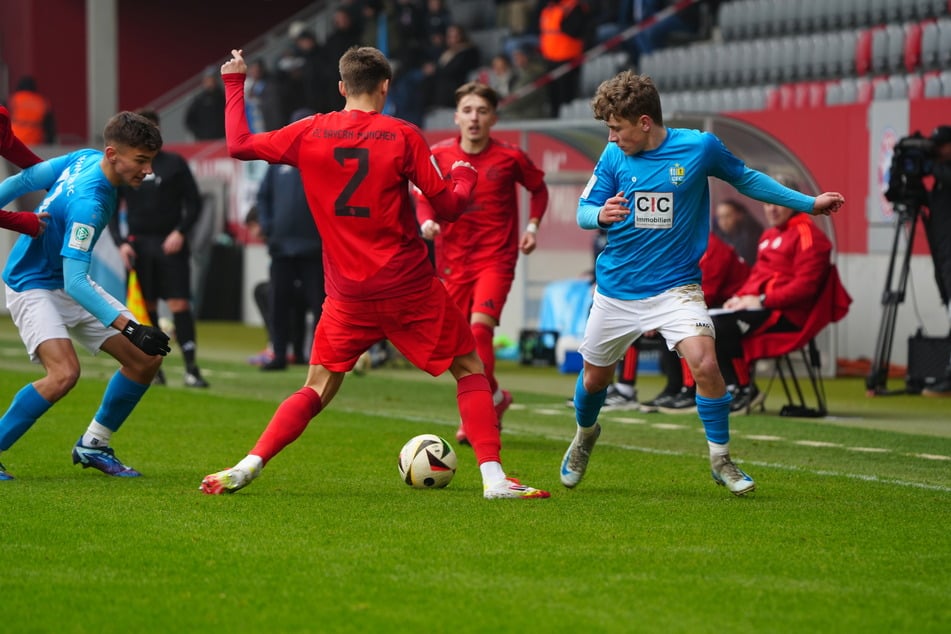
[539,0,584,62]
[9,91,49,145]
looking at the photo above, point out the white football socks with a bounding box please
[479,461,506,486]
[82,421,113,448]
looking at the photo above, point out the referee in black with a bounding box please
[109,108,209,387]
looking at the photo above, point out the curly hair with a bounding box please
[590,70,663,126]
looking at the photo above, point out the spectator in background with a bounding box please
[486,53,516,99]
[319,8,363,113]
[496,0,535,35]
[254,108,325,371]
[110,109,209,388]
[185,69,226,140]
[501,43,549,120]
[431,24,482,109]
[711,177,839,411]
[425,0,452,41]
[714,198,763,265]
[245,59,285,133]
[538,0,591,118]
[8,76,56,145]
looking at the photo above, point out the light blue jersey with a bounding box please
[578,128,815,300]
[1,149,121,325]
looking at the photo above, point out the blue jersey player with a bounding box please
[0,111,171,481]
[560,71,845,496]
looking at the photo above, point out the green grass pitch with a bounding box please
[1,321,949,633]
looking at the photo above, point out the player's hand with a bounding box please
[450,160,476,174]
[519,231,537,254]
[812,192,845,216]
[121,321,172,356]
[163,230,184,255]
[221,49,247,75]
[420,219,440,240]
[599,191,630,225]
[34,212,49,236]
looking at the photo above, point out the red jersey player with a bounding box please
[200,47,549,500]
[415,82,548,446]
[0,104,48,236]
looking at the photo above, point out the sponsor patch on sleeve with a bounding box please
[68,222,96,252]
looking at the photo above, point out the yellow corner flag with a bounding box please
[126,269,152,326]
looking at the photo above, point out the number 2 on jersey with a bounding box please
[334,147,370,217]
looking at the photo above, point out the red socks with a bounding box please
[250,387,323,464]
[471,322,497,394]
[456,373,500,464]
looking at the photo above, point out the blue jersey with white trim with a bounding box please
[3,149,116,292]
[578,127,815,300]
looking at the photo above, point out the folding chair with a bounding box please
[741,266,852,417]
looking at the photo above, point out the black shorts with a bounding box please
[132,235,192,301]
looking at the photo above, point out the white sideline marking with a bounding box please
[745,435,785,441]
[343,404,951,492]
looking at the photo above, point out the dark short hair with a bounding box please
[454,81,499,110]
[339,46,392,97]
[103,111,163,152]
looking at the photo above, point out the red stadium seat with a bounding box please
[855,28,874,74]
[904,21,923,71]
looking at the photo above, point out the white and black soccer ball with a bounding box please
[398,434,457,489]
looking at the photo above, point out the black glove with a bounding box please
[121,320,172,356]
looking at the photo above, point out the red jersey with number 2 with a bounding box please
[223,73,466,302]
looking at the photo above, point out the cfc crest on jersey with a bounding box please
[669,163,686,186]
[68,222,96,252]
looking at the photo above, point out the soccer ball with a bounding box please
[398,434,457,489]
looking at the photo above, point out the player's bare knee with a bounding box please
[43,366,80,399]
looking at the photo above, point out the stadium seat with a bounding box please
[834,30,859,77]
[868,0,889,25]
[839,77,859,102]
[742,266,852,418]
[469,27,508,63]
[905,73,924,98]
[920,20,940,69]
[923,71,943,96]
[718,1,741,40]
[872,75,893,99]
[903,21,923,71]
[941,69,951,96]
[825,80,843,105]
[855,28,874,74]
[937,17,951,67]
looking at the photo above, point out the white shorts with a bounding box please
[578,284,716,367]
[5,284,130,363]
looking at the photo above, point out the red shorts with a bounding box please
[311,277,476,376]
[444,268,514,323]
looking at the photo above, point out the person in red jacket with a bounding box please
[712,180,835,411]
[0,104,47,236]
[416,81,548,445]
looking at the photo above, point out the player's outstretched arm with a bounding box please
[0,105,42,169]
[221,49,258,161]
[812,192,845,216]
[0,210,48,237]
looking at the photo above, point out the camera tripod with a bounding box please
[866,200,922,395]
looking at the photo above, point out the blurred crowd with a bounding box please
[182,0,712,137]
